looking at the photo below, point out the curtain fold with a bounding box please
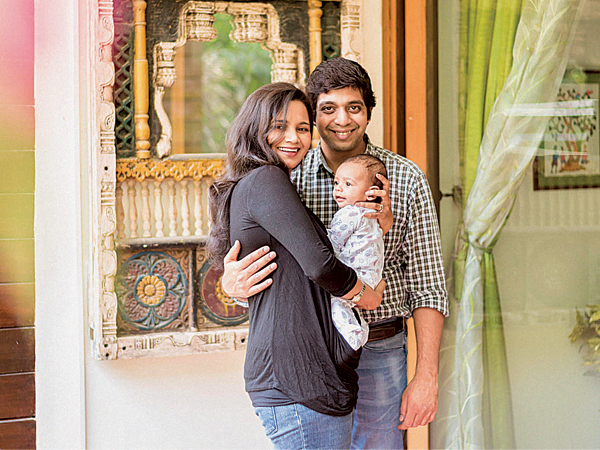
[432,0,584,448]
[461,0,498,206]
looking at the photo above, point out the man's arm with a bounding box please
[221,241,277,299]
[222,241,383,310]
[398,307,444,430]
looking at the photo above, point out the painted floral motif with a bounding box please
[215,275,238,315]
[136,275,166,305]
[197,259,248,327]
[116,251,187,330]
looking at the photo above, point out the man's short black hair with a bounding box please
[307,57,376,120]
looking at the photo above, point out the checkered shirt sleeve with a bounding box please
[291,139,448,323]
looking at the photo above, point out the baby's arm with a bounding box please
[327,207,361,255]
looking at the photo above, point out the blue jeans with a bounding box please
[351,331,407,450]
[254,403,354,449]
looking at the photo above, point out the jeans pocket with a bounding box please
[255,406,278,437]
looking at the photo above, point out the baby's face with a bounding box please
[333,161,373,208]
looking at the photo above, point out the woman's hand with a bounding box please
[356,281,384,310]
[341,279,385,311]
[355,173,393,234]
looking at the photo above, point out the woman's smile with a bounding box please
[268,100,312,171]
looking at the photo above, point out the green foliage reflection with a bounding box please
[165,14,272,154]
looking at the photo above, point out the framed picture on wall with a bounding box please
[534,70,600,190]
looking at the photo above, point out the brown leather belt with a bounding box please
[367,317,406,342]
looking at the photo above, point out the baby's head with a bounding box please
[333,154,387,208]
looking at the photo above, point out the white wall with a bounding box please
[437,0,461,266]
[35,0,86,446]
[495,170,600,449]
[85,351,269,449]
[35,1,385,449]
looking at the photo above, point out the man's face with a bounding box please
[314,87,370,155]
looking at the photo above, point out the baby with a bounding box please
[328,154,386,350]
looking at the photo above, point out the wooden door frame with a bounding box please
[382,0,405,157]
[383,0,439,204]
[382,1,439,449]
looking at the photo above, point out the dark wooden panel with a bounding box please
[426,0,441,210]
[0,419,36,449]
[0,328,34,374]
[0,373,35,419]
[0,283,35,328]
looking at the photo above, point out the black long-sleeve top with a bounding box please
[229,165,359,416]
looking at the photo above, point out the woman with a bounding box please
[208,83,383,449]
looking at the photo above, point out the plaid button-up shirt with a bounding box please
[291,138,449,323]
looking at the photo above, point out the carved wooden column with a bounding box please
[133,0,151,159]
[308,0,323,72]
[97,0,119,360]
[154,42,177,158]
[153,3,219,158]
[341,0,362,63]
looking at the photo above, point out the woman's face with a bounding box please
[267,100,312,171]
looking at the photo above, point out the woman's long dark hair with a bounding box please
[208,82,313,268]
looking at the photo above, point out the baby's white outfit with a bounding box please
[327,205,385,350]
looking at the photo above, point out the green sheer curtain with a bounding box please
[432,0,583,448]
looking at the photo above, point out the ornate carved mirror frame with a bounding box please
[92,0,364,360]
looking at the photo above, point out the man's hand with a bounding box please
[398,308,444,430]
[355,173,393,234]
[398,370,438,429]
[221,241,277,299]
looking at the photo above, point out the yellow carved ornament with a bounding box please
[137,275,166,305]
[215,275,237,317]
[116,158,226,182]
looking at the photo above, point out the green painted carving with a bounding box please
[114,23,135,158]
[322,1,340,60]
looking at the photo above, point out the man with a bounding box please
[222,58,448,449]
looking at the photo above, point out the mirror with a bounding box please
[152,2,307,159]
